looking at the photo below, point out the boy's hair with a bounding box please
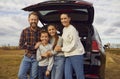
[40,30,50,37]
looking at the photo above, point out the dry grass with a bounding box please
[0,48,120,79]
[105,48,120,79]
[0,49,24,79]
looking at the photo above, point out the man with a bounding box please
[18,12,41,79]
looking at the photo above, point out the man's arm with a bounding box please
[19,29,36,51]
[19,30,27,49]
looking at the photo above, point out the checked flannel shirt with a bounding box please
[19,26,41,54]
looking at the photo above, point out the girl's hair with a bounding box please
[47,24,59,49]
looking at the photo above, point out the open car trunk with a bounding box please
[22,0,94,52]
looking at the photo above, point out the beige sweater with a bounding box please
[62,24,85,57]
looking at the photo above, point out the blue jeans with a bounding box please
[65,55,85,79]
[51,56,65,79]
[18,55,38,79]
[38,66,50,79]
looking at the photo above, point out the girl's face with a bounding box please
[47,25,57,37]
[40,33,49,44]
[60,14,71,27]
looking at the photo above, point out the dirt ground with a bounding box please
[0,49,120,79]
[105,49,120,79]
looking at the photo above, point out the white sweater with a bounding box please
[36,44,54,71]
[62,24,85,57]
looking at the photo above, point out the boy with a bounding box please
[36,30,54,79]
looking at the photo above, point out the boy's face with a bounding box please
[40,33,49,44]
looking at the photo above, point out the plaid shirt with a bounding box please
[19,26,41,54]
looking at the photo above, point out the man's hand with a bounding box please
[34,42,41,49]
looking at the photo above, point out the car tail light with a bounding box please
[85,74,99,79]
[92,40,99,52]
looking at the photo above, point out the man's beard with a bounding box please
[30,22,37,29]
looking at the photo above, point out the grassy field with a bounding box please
[0,49,24,79]
[105,49,120,79]
[0,48,120,79]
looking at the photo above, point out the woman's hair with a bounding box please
[60,13,71,18]
[47,24,59,49]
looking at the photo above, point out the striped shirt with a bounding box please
[19,26,41,54]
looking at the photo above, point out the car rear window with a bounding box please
[39,9,88,22]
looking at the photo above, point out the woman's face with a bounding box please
[60,14,71,27]
[47,25,57,37]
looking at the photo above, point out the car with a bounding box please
[22,0,106,79]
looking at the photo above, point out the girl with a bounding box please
[47,24,65,79]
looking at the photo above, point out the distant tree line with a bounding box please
[104,43,120,49]
[0,44,20,50]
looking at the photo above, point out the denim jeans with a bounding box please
[51,56,65,79]
[18,55,38,79]
[38,66,50,79]
[65,55,85,79]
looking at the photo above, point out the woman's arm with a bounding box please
[62,27,79,53]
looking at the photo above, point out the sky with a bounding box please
[0,0,120,46]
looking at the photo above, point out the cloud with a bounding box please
[0,0,25,13]
[91,0,120,40]
[112,22,120,27]
[0,0,120,46]
[94,17,106,25]
[103,28,116,36]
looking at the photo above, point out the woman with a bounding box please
[55,13,85,79]
[47,24,65,79]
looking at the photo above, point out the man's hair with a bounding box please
[28,12,39,18]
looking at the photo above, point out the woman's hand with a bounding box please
[41,53,48,58]
[41,51,52,58]
[54,46,62,52]
[46,51,53,57]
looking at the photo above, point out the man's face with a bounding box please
[28,14,39,28]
